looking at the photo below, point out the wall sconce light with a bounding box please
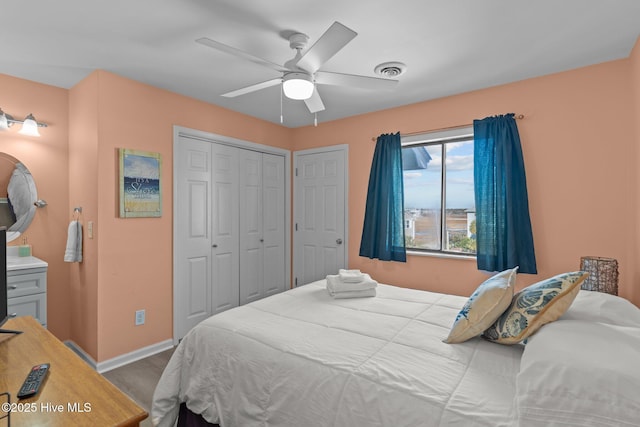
[0,108,48,137]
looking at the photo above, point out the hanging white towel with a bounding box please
[64,220,83,262]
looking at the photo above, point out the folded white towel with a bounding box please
[64,220,83,263]
[327,287,376,299]
[338,268,365,283]
[326,274,378,294]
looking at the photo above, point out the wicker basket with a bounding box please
[579,256,619,295]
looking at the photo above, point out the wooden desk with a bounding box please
[0,316,148,426]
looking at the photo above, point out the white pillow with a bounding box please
[562,290,640,327]
[443,267,517,344]
[516,319,640,426]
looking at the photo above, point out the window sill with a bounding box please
[406,250,476,261]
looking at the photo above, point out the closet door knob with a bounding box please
[260,239,264,243]
[212,244,218,248]
[336,238,343,245]
[8,285,17,290]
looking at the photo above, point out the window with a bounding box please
[402,127,476,256]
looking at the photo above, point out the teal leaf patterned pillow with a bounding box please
[444,267,518,344]
[483,271,589,345]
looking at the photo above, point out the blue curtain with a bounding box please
[474,114,537,273]
[359,132,407,262]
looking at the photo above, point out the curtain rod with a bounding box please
[371,114,525,141]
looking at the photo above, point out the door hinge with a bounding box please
[295,277,298,286]
[295,167,298,177]
[295,223,298,231]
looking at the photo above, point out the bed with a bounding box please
[152,277,640,427]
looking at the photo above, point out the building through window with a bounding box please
[402,126,476,255]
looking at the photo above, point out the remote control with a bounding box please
[17,363,50,399]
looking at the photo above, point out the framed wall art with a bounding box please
[119,148,162,218]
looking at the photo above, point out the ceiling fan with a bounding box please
[196,22,399,118]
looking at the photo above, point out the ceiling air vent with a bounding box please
[374,62,407,78]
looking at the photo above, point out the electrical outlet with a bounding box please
[135,309,145,326]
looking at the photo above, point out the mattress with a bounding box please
[152,280,524,426]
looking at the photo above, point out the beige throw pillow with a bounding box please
[483,271,589,345]
[444,267,518,344]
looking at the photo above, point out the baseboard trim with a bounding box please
[64,340,97,368]
[64,339,174,373]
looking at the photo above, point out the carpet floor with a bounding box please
[102,347,175,427]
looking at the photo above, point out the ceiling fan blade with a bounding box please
[296,22,357,74]
[196,37,288,73]
[315,71,398,91]
[304,87,325,113]
[221,78,282,98]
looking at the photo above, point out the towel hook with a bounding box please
[73,206,82,220]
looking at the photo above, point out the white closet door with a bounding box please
[262,153,286,297]
[211,143,240,314]
[174,136,212,340]
[239,149,263,305]
[175,128,291,343]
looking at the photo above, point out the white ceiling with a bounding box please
[1,1,639,128]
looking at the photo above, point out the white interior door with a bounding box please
[239,150,286,303]
[211,143,240,314]
[294,145,348,286]
[262,153,286,297]
[174,126,291,343]
[174,136,212,340]
[239,149,263,305]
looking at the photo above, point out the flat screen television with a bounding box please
[0,227,21,335]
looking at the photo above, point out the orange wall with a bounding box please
[631,37,640,306]
[293,57,638,305]
[0,74,71,339]
[68,72,100,358]
[78,71,292,361]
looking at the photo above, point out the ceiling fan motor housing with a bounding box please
[289,33,309,50]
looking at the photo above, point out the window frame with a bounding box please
[401,126,476,259]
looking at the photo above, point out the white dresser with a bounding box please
[6,247,48,327]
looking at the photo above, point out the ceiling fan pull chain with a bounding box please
[314,112,318,127]
[280,83,284,124]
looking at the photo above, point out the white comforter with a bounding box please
[152,280,524,427]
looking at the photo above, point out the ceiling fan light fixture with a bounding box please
[282,72,314,100]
